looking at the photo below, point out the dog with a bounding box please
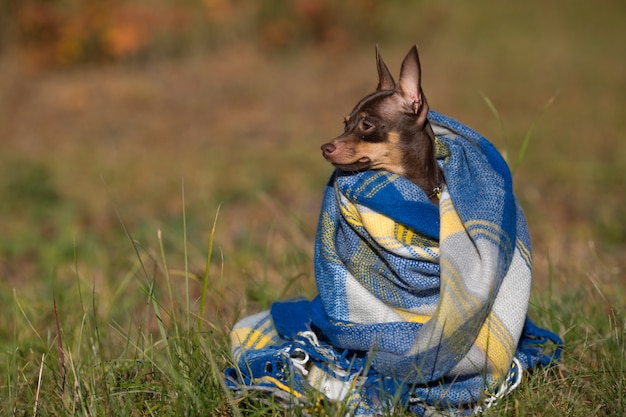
[321,45,445,204]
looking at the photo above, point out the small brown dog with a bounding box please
[321,45,445,203]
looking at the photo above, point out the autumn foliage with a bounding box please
[7,0,380,70]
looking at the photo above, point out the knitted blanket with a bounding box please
[225,111,562,416]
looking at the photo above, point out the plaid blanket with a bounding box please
[225,111,562,416]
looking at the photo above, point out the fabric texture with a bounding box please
[225,111,562,416]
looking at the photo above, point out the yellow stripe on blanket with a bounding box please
[230,323,274,351]
[257,376,305,398]
[439,198,465,240]
[392,308,431,324]
[397,224,414,245]
[360,209,405,250]
[441,199,509,249]
[466,219,507,249]
[339,196,364,229]
[474,313,516,378]
[517,238,532,267]
[340,199,439,261]
[439,258,481,322]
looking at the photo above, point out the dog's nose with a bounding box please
[321,143,336,155]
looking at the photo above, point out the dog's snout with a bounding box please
[321,143,336,155]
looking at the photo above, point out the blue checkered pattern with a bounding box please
[225,111,562,416]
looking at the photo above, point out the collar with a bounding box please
[428,183,446,200]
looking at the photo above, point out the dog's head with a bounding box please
[321,45,436,185]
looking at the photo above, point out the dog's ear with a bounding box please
[398,45,425,114]
[376,44,395,91]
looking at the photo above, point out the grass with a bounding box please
[481,90,560,176]
[3,207,625,416]
[5,206,234,416]
[1,0,625,415]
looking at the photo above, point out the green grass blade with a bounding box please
[157,229,179,338]
[12,289,42,342]
[512,120,537,175]
[481,92,509,163]
[181,178,191,331]
[146,276,172,363]
[482,91,559,175]
[199,204,221,329]
[512,90,560,174]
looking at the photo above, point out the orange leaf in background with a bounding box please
[203,0,233,21]
[105,23,146,58]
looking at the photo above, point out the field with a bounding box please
[1,1,624,415]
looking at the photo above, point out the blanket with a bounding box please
[225,111,562,416]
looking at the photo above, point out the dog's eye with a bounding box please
[360,120,375,132]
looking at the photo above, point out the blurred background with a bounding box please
[0,0,624,320]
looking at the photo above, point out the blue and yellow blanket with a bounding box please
[225,111,562,416]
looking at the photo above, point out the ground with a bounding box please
[0,1,624,415]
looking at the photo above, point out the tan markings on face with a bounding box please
[351,131,405,176]
[387,131,400,144]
